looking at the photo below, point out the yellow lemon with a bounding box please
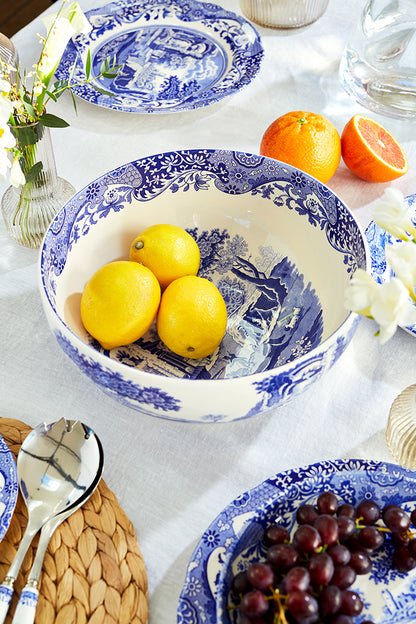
[129,224,200,290]
[80,260,161,350]
[157,275,227,359]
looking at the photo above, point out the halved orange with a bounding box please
[341,114,408,183]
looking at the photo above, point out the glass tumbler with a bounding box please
[0,32,19,78]
[339,0,416,120]
[238,0,330,28]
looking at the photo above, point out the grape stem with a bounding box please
[270,588,289,624]
[355,517,415,538]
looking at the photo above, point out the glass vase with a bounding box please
[1,121,75,249]
[386,384,416,469]
[239,0,329,28]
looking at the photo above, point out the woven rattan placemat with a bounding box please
[0,418,149,624]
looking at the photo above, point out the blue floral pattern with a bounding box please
[39,149,366,422]
[178,460,416,624]
[366,193,416,337]
[0,435,18,543]
[55,0,263,113]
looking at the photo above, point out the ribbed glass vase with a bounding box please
[239,0,329,28]
[1,121,75,248]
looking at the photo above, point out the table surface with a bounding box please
[1,1,416,622]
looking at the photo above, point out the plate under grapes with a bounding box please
[177,459,416,624]
[365,192,416,338]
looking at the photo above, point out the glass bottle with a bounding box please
[339,0,416,120]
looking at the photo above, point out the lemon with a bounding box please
[129,224,200,290]
[157,275,227,359]
[80,260,161,350]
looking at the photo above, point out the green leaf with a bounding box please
[85,49,91,79]
[69,58,78,82]
[25,161,43,183]
[21,99,36,119]
[50,80,69,95]
[69,88,78,115]
[45,90,58,102]
[39,113,70,128]
[11,124,40,146]
[100,57,110,75]
[101,71,118,79]
[91,85,115,97]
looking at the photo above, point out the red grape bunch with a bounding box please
[229,491,416,624]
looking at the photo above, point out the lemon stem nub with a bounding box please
[135,241,144,250]
[187,346,195,352]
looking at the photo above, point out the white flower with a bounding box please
[0,124,16,183]
[0,93,13,125]
[372,187,416,240]
[33,78,45,97]
[370,278,416,343]
[10,155,25,187]
[0,79,11,96]
[386,242,416,292]
[344,268,380,316]
[0,149,11,183]
[38,1,91,85]
[0,123,16,150]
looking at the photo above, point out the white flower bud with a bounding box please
[370,278,416,343]
[373,187,416,240]
[386,242,416,292]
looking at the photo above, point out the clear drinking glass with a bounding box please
[0,32,19,82]
[239,0,329,28]
[339,0,416,120]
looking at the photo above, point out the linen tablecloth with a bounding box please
[1,1,416,622]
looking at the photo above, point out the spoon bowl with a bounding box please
[18,418,101,520]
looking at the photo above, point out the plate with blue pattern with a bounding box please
[365,192,416,337]
[0,434,18,543]
[56,0,263,113]
[178,459,416,624]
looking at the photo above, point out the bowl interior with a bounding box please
[42,150,366,381]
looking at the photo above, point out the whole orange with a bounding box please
[341,114,408,183]
[259,111,341,183]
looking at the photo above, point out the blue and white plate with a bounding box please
[0,434,18,542]
[178,459,416,624]
[56,0,263,114]
[366,192,416,337]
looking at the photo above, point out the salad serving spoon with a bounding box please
[11,425,104,624]
[0,418,103,624]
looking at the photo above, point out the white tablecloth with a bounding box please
[1,1,416,622]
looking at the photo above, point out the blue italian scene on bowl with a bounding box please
[39,149,368,423]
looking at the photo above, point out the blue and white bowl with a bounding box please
[39,149,367,423]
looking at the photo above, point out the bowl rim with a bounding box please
[38,148,370,387]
